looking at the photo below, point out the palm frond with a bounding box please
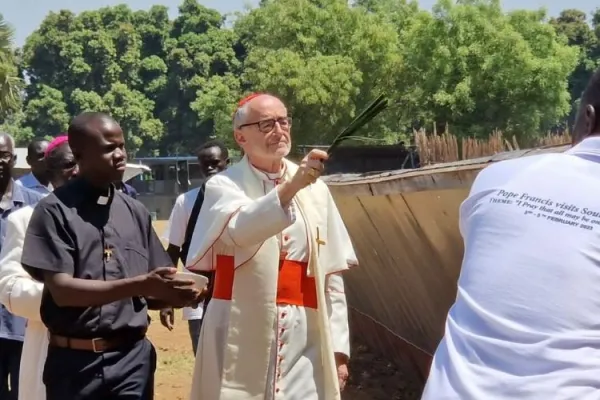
[0,63,23,114]
[0,14,15,63]
[327,94,388,154]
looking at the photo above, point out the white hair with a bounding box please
[232,94,284,131]
[233,102,250,131]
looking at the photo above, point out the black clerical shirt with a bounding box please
[21,177,172,339]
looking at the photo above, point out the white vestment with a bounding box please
[185,156,357,400]
[162,187,204,321]
[0,206,47,400]
[423,136,600,399]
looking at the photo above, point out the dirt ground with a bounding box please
[151,221,421,400]
[148,310,421,400]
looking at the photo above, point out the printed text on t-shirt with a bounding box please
[489,189,600,231]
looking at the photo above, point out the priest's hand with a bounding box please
[335,352,349,392]
[292,149,328,188]
[159,307,174,331]
[167,286,209,309]
[140,267,203,309]
[278,149,329,206]
[190,287,210,308]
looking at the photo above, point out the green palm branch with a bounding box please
[0,14,15,63]
[0,64,22,112]
[327,94,389,154]
[0,14,22,116]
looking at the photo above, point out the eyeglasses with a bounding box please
[238,117,292,134]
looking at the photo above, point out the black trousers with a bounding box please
[43,337,156,400]
[0,338,23,400]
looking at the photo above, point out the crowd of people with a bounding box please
[0,93,356,400]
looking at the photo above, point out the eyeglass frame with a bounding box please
[237,117,293,134]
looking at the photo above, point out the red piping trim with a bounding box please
[188,206,242,271]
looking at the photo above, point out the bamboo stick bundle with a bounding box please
[438,134,446,162]
[435,132,443,163]
[461,136,470,161]
[509,134,519,151]
[437,132,450,163]
[431,124,440,163]
[462,136,480,160]
[536,131,571,147]
[449,131,459,162]
[414,129,432,165]
[491,131,504,154]
[431,132,441,164]
[412,128,573,165]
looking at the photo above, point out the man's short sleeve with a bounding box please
[147,214,174,271]
[125,183,138,199]
[21,203,76,280]
[163,194,187,247]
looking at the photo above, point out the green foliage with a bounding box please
[18,2,241,156]
[550,9,600,123]
[398,0,578,139]
[23,85,70,135]
[236,0,403,144]
[0,14,23,119]
[0,110,34,145]
[0,0,591,155]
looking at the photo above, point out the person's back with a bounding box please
[423,142,600,399]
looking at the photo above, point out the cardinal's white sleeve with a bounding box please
[186,175,294,271]
[0,209,43,322]
[326,272,350,357]
[221,187,294,248]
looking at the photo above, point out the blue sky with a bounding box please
[3,0,596,46]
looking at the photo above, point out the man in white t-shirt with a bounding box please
[422,69,600,400]
[160,140,229,354]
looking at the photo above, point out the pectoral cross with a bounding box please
[103,247,113,262]
[316,227,326,256]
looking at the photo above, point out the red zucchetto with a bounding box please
[45,135,69,158]
[237,92,265,108]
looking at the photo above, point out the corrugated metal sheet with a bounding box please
[325,145,569,388]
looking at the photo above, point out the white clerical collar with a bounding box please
[249,161,287,183]
[96,185,114,205]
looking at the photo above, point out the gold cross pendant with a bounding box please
[316,227,326,256]
[103,248,113,262]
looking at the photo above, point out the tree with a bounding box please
[0,110,34,145]
[23,85,70,135]
[397,0,578,139]
[20,1,242,155]
[0,14,23,119]
[550,9,599,123]
[236,0,405,145]
[160,0,243,152]
[9,1,591,155]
